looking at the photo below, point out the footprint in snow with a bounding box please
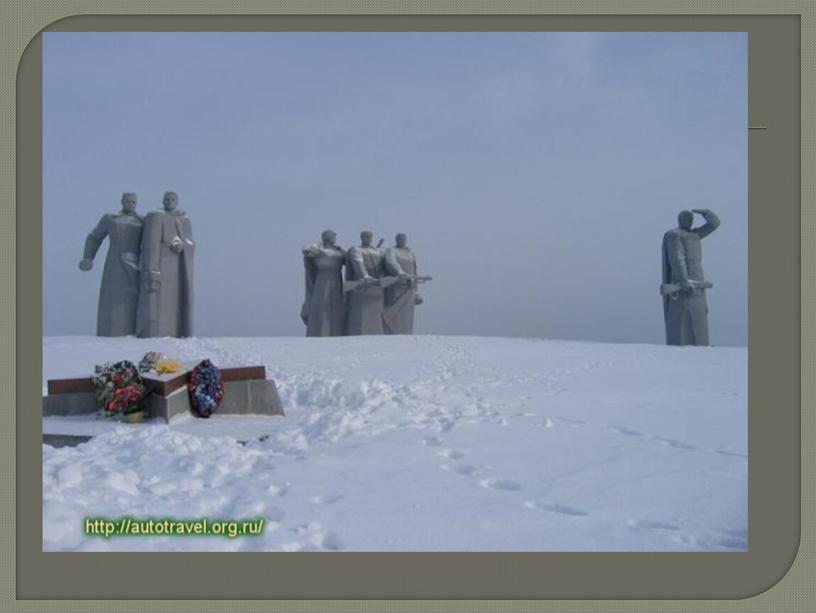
[524,500,588,516]
[436,419,455,433]
[715,535,748,550]
[672,529,747,550]
[651,436,697,451]
[437,448,465,460]
[628,519,680,531]
[479,478,522,492]
[308,494,344,505]
[553,416,585,427]
[608,426,642,437]
[423,436,443,447]
[703,528,748,549]
[715,449,747,459]
[608,428,697,451]
[451,464,480,476]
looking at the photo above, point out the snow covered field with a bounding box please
[42,335,747,552]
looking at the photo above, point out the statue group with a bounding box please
[80,191,195,338]
[301,230,431,337]
[81,195,721,347]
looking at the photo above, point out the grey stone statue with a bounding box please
[661,208,720,346]
[344,231,386,335]
[382,233,427,335]
[79,192,144,336]
[136,191,195,338]
[301,230,346,337]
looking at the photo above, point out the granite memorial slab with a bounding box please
[43,363,283,423]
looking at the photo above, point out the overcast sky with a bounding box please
[43,31,747,345]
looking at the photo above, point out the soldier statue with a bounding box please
[382,233,430,335]
[301,229,346,337]
[79,192,144,336]
[344,230,386,335]
[135,191,195,338]
[661,208,720,346]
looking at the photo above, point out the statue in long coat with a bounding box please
[345,231,385,335]
[301,230,346,337]
[662,208,720,346]
[382,233,423,335]
[136,191,195,338]
[79,192,144,336]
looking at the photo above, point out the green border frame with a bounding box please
[2,2,813,610]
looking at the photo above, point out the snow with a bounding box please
[42,335,747,552]
[44,414,285,440]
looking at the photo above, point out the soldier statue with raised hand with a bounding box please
[79,192,144,337]
[344,230,386,335]
[301,229,346,337]
[661,208,721,346]
[382,233,431,335]
[135,191,195,338]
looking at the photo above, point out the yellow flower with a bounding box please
[155,358,182,374]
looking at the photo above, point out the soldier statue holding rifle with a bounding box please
[344,230,387,335]
[661,208,720,346]
[381,233,431,335]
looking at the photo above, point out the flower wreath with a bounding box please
[187,359,224,418]
[93,360,146,416]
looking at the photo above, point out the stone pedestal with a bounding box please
[43,364,284,423]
